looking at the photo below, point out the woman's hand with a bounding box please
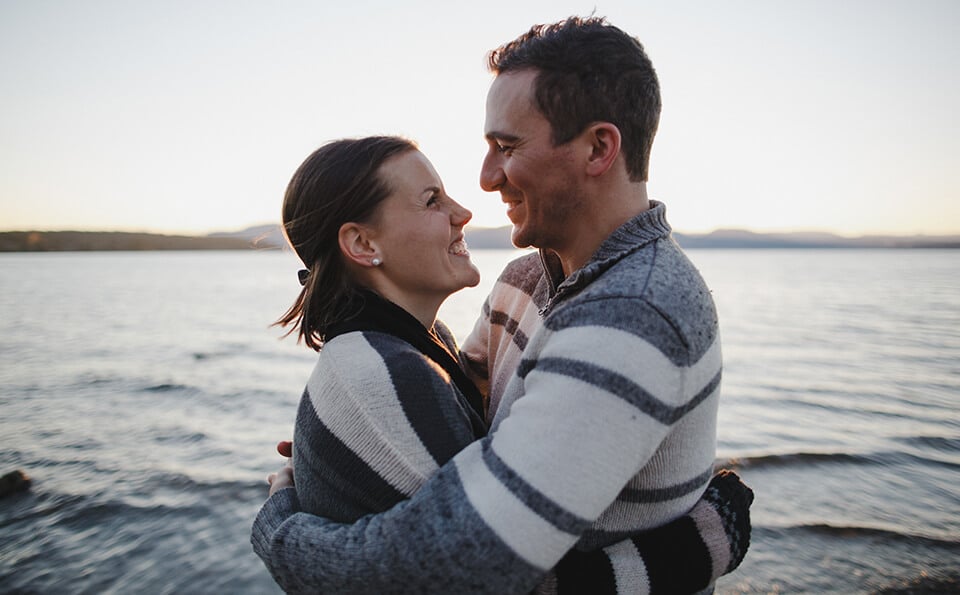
[266,440,295,497]
[267,464,294,496]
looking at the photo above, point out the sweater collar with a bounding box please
[539,200,672,312]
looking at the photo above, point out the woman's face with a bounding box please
[366,150,480,303]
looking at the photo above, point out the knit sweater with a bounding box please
[253,202,728,593]
[461,202,719,548]
[291,321,485,522]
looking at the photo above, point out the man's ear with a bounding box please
[338,222,379,267]
[584,122,622,177]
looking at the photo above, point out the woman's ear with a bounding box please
[584,122,622,177]
[338,222,379,267]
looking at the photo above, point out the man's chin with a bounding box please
[510,227,534,249]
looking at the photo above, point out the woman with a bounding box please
[275,136,486,521]
[258,136,750,593]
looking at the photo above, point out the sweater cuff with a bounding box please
[251,487,300,562]
[689,498,730,581]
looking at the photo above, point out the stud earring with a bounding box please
[371,257,382,266]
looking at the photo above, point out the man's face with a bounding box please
[480,70,584,252]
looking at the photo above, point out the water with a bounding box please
[1,249,958,593]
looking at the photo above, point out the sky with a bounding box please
[1,0,958,236]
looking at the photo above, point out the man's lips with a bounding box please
[504,198,523,221]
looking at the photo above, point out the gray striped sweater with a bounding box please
[290,320,484,523]
[253,202,727,593]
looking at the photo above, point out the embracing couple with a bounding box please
[252,16,753,594]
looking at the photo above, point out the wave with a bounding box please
[874,573,960,594]
[151,431,208,444]
[190,342,252,361]
[135,470,264,497]
[142,383,193,393]
[1,472,267,529]
[0,491,88,529]
[894,434,960,453]
[716,448,960,471]
[757,523,960,550]
[192,351,228,361]
[55,498,196,530]
[717,451,869,470]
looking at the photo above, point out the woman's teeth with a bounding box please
[449,240,469,255]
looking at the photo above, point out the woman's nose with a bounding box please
[450,199,472,226]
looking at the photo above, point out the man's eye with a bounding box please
[427,194,440,206]
[497,144,513,154]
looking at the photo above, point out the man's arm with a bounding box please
[254,463,754,594]
[253,301,724,593]
[253,446,548,594]
[550,470,753,594]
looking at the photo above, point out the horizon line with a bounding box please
[2,224,959,240]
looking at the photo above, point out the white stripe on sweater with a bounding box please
[309,334,438,494]
[605,540,651,595]
[492,372,669,519]
[456,441,579,571]
[691,499,731,579]
[488,328,720,520]
[537,325,723,407]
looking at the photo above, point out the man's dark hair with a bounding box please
[488,16,661,182]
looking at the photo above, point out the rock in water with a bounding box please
[0,469,31,498]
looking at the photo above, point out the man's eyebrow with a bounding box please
[485,131,520,142]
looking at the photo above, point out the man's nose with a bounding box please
[480,152,505,192]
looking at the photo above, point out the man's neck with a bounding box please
[555,184,650,276]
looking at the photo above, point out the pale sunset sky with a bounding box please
[1,0,957,236]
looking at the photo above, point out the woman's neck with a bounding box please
[362,285,442,330]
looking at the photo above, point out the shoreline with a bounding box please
[2,228,960,252]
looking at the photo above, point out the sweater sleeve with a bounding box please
[252,452,547,594]
[249,468,754,595]
[459,298,492,405]
[251,295,725,593]
[547,470,754,594]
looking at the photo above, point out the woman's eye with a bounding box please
[427,194,440,206]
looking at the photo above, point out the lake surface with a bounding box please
[1,248,958,593]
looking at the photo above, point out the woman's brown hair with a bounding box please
[275,136,418,350]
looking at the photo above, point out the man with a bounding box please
[253,17,747,593]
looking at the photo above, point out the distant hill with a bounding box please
[205,224,515,250]
[0,230,270,252]
[207,224,285,249]
[672,229,960,249]
[464,226,514,249]
[462,226,960,250]
[1,225,957,252]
